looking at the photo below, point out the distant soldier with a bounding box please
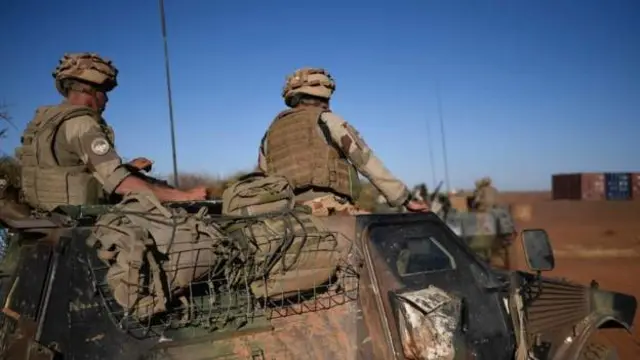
[16,53,205,212]
[472,176,498,211]
[467,177,496,262]
[413,183,428,202]
[469,177,514,269]
[258,67,429,216]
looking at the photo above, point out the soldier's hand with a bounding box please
[128,157,153,172]
[405,200,430,213]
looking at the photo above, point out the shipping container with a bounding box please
[551,173,605,200]
[604,172,632,200]
[632,173,640,200]
[449,195,469,212]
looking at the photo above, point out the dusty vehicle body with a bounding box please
[0,201,637,360]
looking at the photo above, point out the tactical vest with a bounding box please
[17,103,115,211]
[474,185,498,211]
[264,107,361,201]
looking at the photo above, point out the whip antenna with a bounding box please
[436,80,451,193]
[159,0,180,187]
[425,114,438,189]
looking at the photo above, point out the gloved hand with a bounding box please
[128,157,153,172]
[405,199,430,213]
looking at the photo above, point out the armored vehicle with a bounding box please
[0,199,636,360]
[378,182,517,270]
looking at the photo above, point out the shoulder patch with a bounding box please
[90,137,111,156]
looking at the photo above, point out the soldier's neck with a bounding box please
[298,103,329,110]
[65,93,100,112]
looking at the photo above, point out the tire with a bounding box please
[580,342,619,360]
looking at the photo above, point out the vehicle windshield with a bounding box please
[368,221,456,280]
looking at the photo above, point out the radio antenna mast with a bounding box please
[159,0,180,187]
[425,115,438,189]
[436,80,451,193]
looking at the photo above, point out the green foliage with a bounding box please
[0,156,21,262]
[0,156,20,191]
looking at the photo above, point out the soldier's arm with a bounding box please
[256,135,268,173]
[319,112,411,207]
[61,116,194,202]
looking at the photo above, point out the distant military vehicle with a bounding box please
[0,198,635,360]
[377,181,516,270]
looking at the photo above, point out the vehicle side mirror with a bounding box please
[521,228,555,272]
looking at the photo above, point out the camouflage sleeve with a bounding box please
[319,112,410,207]
[60,115,131,194]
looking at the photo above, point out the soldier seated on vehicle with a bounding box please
[15,53,206,213]
[257,67,429,216]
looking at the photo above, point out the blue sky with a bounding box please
[1,1,638,191]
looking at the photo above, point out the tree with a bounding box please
[0,103,16,140]
[0,107,8,138]
[0,103,16,260]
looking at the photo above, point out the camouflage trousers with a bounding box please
[468,235,494,262]
[301,195,370,217]
[468,235,514,270]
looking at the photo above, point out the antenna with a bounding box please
[436,80,451,193]
[424,114,438,189]
[159,0,180,187]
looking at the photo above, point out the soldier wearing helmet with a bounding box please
[257,67,429,215]
[467,176,515,269]
[472,176,498,211]
[16,53,205,212]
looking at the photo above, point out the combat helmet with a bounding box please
[474,176,492,188]
[282,68,336,106]
[53,53,118,96]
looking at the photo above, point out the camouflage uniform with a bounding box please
[472,177,498,211]
[16,53,132,211]
[258,68,411,216]
[467,177,494,262]
[468,177,513,268]
[376,184,428,214]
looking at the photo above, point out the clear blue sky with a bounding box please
[1,1,638,190]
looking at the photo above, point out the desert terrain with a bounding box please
[499,191,640,359]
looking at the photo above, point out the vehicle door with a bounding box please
[362,214,515,359]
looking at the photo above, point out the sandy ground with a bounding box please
[500,191,640,359]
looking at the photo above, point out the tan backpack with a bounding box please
[221,173,346,301]
[221,172,294,215]
[87,191,235,320]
